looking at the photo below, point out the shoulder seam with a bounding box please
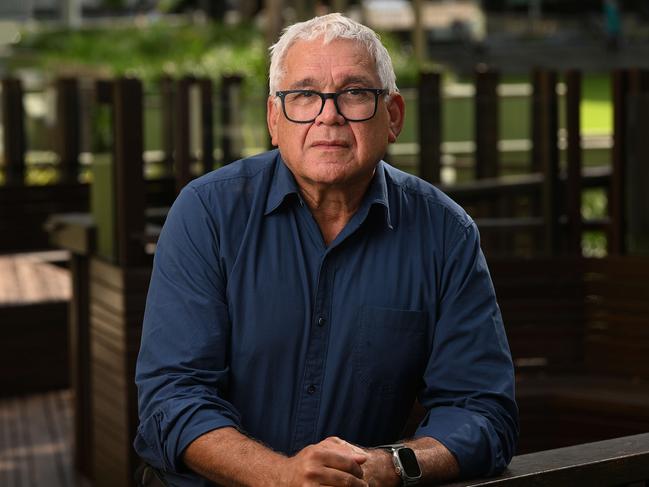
[189,160,274,190]
[391,178,473,231]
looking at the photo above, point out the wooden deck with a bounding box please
[0,251,71,305]
[0,390,90,487]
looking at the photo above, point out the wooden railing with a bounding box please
[4,68,649,256]
[442,433,649,487]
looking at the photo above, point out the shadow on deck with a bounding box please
[0,390,90,487]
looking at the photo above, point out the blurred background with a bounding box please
[1,2,649,487]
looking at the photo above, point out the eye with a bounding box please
[347,89,365,96]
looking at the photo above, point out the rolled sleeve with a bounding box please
[134,186,241,472]
[416,219,519,478]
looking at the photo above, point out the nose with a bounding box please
[315,97,345,125]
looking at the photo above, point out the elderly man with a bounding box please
[135,13,518,487]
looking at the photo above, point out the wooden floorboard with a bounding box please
[0,391,91,487]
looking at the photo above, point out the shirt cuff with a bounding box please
[414,406,506,478]
[135,404,240,472]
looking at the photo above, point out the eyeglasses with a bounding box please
[275,88,386,123]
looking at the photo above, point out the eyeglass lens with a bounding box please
[283,90,378,122]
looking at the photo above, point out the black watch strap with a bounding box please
[375,444,422,486]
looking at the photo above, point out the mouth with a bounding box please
[311,140,350,149]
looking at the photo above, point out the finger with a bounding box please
[319,450,365,479]
[318,466,369,487]
[322,437,368,464]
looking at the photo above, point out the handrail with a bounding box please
[439,433,649,487]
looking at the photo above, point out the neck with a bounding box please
[297,175,373,246]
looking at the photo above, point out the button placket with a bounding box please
[291,255,335,452]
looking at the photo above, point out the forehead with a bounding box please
[281,37,380,88]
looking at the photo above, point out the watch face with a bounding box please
[397,448,422,478]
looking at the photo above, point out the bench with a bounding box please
[0,251,71,395]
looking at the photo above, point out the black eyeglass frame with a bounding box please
[275,88,386,123]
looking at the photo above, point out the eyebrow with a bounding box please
[287,75,378,91]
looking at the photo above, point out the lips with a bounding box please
[311,140,349,148]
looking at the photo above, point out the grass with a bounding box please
[580,74,612,133]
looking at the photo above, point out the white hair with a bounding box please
[268,13,398,96]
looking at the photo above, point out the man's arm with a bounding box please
[135,186,242,472]
[411,220,519,478]
[183,427,370,487]
[361,437,460,487]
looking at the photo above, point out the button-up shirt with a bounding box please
[134,150,518,486]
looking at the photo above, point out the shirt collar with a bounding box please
[360,161,393,231]
[264,154,393,231]
[264,153,303,215]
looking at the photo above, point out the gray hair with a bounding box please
[268,13,398,96]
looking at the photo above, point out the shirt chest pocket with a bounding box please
[352,306,429,396]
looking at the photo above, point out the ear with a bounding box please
[267,96,280,147]
[386,93,405,144]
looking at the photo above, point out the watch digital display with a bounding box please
[397,447,422,477]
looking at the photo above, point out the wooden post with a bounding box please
[1,77,26,185]
[221,75,243,165]
[265,0,285,49]
[565,70,583,256]
[174,76,193,192]
[90,77,147,487]
[531,68,543,173]
[413,0,426,64]
[625,69,649,255]
[113,78,146,268]
[610,69,628,255]
[474,66,500,179]
[159,76,175,177]
[417,71,442,184]
[55,77,81,184]
[538,70,561,256]
[45,214,96,480]
[69,251,93,478]
[199,78,214,175]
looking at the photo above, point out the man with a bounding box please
[135,13,518,487]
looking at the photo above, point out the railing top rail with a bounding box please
[440,433,649,487]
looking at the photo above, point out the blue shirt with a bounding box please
[134,150,518,486]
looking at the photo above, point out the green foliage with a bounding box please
[10,20,423,93]
[11,20,268,90]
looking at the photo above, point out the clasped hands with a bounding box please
[278,436,401,487]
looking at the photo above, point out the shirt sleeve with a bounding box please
[415,218,519,478]
[134,186,241,472]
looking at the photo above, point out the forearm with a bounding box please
[407,436,460,484]
[364,437,460,487]
[183,426,285,487]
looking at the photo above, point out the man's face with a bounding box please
[267,37,405,190]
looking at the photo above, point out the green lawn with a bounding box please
[581,74,612,134]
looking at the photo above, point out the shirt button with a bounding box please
[317,316,326,327]
[307,384,316,394]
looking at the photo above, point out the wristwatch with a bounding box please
[376,444,422,486]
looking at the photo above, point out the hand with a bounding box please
[278,436,369,487]
[359,449,401,487]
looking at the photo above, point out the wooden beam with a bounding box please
[610,69,628,255]
[1,77,26,185]
[417,71,442,184]
[113,78,146,268]
[220,75,244,165]
[474,66,500,179]
[564,69,582,256]
[174,76,193,192]
[55,77,80,184]
[199,78,214,175]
